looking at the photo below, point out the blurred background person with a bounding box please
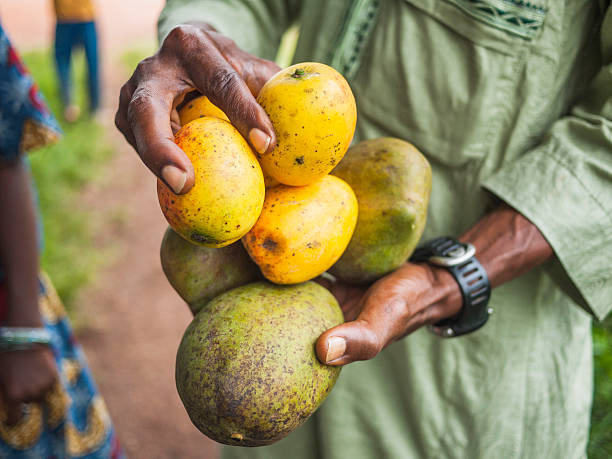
[0,23,124,458]
[53,0,100,122]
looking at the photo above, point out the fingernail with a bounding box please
[325,336,346,363]
[161,165,187,194]
[249,128,271,154]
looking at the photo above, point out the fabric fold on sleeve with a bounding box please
[158,0,299,61]
[482,30,612,320]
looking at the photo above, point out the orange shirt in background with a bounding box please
[53,0,95,23]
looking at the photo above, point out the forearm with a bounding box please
[0,161,41,327]
[459,204,553,289]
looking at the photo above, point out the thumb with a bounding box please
[315,319,384,367]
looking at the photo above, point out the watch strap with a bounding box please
[433,256,491,337]
[411,236,492,337]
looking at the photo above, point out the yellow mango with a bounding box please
[179,95,229,125]
[179,95,279,189]
[262,169,280,188]
[243,175,358,284]
[257,62,356,186]
[158,117,265,247]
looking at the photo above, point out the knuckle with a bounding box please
[133,57,155,80]
[126,85,156,125]
[214,34,237,53]
[165,24,197,45]
[163,24,204,58]
[119,84,132,105]
[206,67,241,97]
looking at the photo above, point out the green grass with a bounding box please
[23,49,113,309]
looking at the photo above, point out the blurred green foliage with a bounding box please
[23,49,113,310]
[589,318,612,457]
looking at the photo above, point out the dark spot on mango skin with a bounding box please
[262,238,278,252]
[294,156,305,165]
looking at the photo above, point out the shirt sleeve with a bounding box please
[157,0,301,61]
[481,7,612,321]
[0,24,61,163]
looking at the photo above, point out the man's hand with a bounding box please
[0,347,57,425]
[115,23,280,194]
[315,204,553,366]
[316,263,462,365]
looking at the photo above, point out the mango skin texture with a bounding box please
[160,227,260,315]
[243,175,358,284]
[158,117,265,247]
[257,62,357,186]
[178,94,229,125]
[330,138,432,284]
[179,95,279,188]
[176,281,343,447]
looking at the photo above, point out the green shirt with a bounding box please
[159,1,612,457]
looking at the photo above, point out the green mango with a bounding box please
[330,138,431,284]
[176,281,343,446]
[160,226,260,315]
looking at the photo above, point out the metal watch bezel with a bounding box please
[428,242,476,267]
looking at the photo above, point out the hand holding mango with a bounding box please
[116,24,458,448]
[115,23,280,195]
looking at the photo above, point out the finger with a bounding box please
[127,81,195,195]
[230,55,280,97]
[5,400,23,425]
[115,81,137,150]
[315,318,384,366]
[315,284,412,366]
[313,272,336,292]
[181,31,277,155]
[206,31,280,97]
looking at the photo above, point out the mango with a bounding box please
[160,227,260,315]
[179,95,279,188]
[178,94,229,125]
[257,62,356,186]
[330,138,431,284]
[176,281,343,446]
[158,117,265,247]
[243,175,358,284]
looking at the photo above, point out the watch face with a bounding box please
[430,242,476,267]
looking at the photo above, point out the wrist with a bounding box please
[5,302,43,327]
[397,263,463,319]
[429,265,463,317]
[410,236,492,336]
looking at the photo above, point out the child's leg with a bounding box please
[82,21,100,113]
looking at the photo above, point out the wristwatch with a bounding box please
[410,236,492,337]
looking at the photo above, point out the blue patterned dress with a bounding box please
[0,23,125,459]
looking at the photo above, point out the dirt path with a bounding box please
[3,1,221,457]
[75,132,220,459]
[74,16,222,459]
